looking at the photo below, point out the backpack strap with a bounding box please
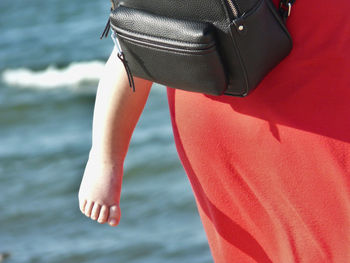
[109,0,116,10]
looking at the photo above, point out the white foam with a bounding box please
[1,61,105,89]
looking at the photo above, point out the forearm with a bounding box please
[89,47,152,165]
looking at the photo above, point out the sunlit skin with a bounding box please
[78,47,152,226]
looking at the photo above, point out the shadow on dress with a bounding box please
[168,88,273,262]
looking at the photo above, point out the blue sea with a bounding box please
[0,0,212,262]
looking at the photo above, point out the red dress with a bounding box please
[167,0,350,262]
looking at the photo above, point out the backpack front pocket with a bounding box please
[110,6,228,95]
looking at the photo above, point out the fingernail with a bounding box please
[109,219,116,225]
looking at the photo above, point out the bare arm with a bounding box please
[90,47,152,164]
[78,47,153,226]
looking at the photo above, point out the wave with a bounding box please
[1,61,105,89]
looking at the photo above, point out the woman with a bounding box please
[78,0,350,261]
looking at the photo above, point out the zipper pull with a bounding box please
[100,6,113,39]
[100,16,111,39]
[100,0,117,40]
[111,30,135,92]
[100,0,117,39]
[279,0,295,22]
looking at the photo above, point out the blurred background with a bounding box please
[0,0,212,262]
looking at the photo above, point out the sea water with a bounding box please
[0,0,212,262]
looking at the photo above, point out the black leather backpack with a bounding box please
[101,0,295,96]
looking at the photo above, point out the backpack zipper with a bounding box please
[113,28,217,53]
[102,1,241,38]
[226,0,240,18]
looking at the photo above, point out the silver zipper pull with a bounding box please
[111,30,123,54]
[111,30,135,92]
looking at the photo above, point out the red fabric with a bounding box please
[166,0,350,262]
